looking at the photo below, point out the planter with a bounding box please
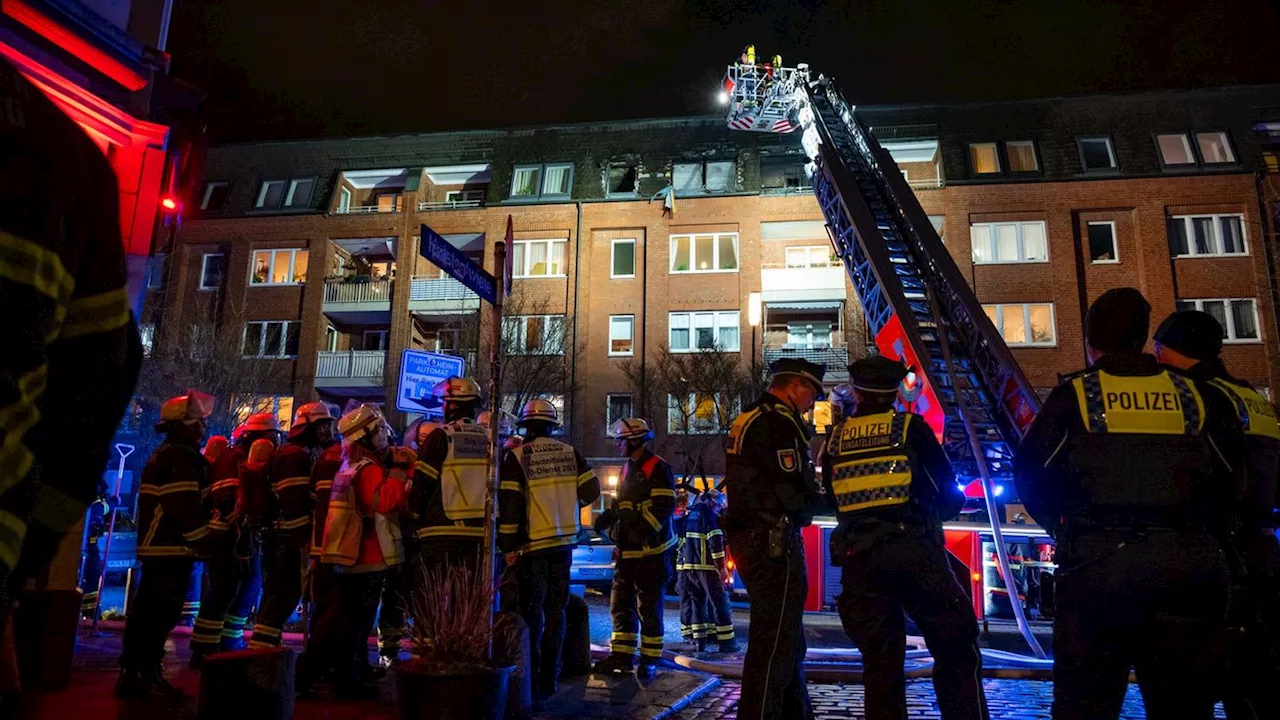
[394,661,514,720]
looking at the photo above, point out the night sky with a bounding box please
[168,0,1280,143]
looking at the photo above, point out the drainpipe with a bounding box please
[570,201,583,442]
[641,219,649,419]
[1253,171,1280,389]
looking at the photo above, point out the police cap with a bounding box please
[1086,287,1151,354]
[1153,310,1224,361]
[768,357,826,398]
[848,355,909,393]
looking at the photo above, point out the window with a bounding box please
[606,394,633,427]
[284,179,315,209]
[1157,134,1196,166]
[1196,132,1236,164]
[201,181,230,212]
[609,315,634,356]
[503,315,565,354]
[362,330,388,351]
[145,253,165,289]
[510,163,573,199]
[611,239,636,278]
[511,239,567,277]
[968,143,1000,174]
[1168,214,1247,257]
[672,160,736,194]
[337,187,351,213]
[234,396,295,432]
[256,177,316,210]
[242,321,301,358]
[445,189,484,205]
[250,248,309,285]
[929,215,945,243]
[760,156,808,192]
[139,324,155,357]
[325,325,338,352]
[668,393,740,434]
[607,162,637,196]
[1087,222,1118,263]
[1175,299,1260,343]
[668,311,739,352]
[670,233,739,272]
[1078,137,1117,171]
[969,221,1048,264]
[199,253,226,290]
[787,321,833,348]
[374,193,403,213]
[982,303,1056,347]
[784,246,832,268]
[1006,141,1038,172]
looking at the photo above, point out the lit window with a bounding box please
[199,253,226,290]
[609,315,634,356]
[670,233,739,273]
[607,394,633,426]
[611,239,636,278]
[502,314,566,355]
[968,143,1000,174]
[1006,141,1038,172]
[668,393,740,434]
[1086,222,1118,263]
[1175,298,1260,343]
[669,311,739,352]
[201,181,230,212]
[511,239,567,277]
[1168,214,1247,257]
[1078,137,1117,171]
[234,396,295,432]
[374,193,403,213]
[982,303,1056,347]
[969,221,1048,264]
[784,246,831,268]
[1157,134,1196,166]
[509,163,573,200]
[672,160,736,193]
[242,321,301,358]
[250,248,309,285]
[1196,133,1236,164]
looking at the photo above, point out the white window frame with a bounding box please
[325,325,338,352]
[983,303,1057,348]
[1078,136,1117,171]
[1196,132,1236,165]
[611,238,637,278]
[672,160,736,194]
[1156,133,1197,167]
[668,310,740,353]
[784,245,831,268]
[1086,221,1119,264]
[669,232,740,274]
[1006,140,1039,172]
[284,178,315,208]
[1175,298,1262,344]
[511,239,568,278]
[200,181,229,211]
[667,393,741,435]
[509,163,573,200]
[969,221,1049,264]
[337,187,352,213]
[362,330,389,351]
[199,253,225,290]
[606,393,633,427]
[1169,214,1248,258]
[241,321,300,358]
[968,142,1000,174]
[504,314,566,355]
[445,189,485,205]
[608,315,635,357]
[250,248,309,286]
[256,180,286,208]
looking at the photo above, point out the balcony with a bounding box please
[763,343,850,380]
[760,264,847,303]
[417,199,485,211]
[408,276,481,314]
[314,350,385,389]
[335,205,398,215]
[322,278,392,323]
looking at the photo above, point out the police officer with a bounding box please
[117,391,214,700]
[825,356,987,720]
[252,402,335,650]
[594,418,677,678]
[1015,288,1233,719]
[676,486,737,653]
[498,400,600,704]
[1153,310,1279,719]
[722,358,828,720]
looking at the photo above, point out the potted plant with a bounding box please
[396,563,514,719]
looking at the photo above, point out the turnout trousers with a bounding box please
[251,536,307,648]
[836,528,988,720]
[1052,529,1230,720]
[119,558,194,672]
[609,553,670,662]
[724,525,811,720]
[678,568,734,644]
[516,549,572,695]
[191,539,261,655]
[302,560,342,682]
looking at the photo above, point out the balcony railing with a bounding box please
[316,350,385,379]
[409,276,478,302]
[335,205,399,215]
[416,199,485,211]
[762,344,849,369]
[323,278,392,304]
[907,177,943,190]
[761,265,847,293]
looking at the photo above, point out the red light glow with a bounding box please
[3,0,147,91]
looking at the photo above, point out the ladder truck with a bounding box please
[722,56,1048,657]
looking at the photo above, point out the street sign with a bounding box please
[420,224,497,304]
[396,348,467,415]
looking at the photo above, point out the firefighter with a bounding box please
[499,400,600,703]
[190,413,278,664]
[1153,310,1280,719]
[0,55,141,641]
[412,377,488,573]
[300,424,345,693]
[117,392,214,700]
[322,405,412,699]
[251,402,335,650]
[1014,288,1234,720]
[722,357,828,720]
[676,486,738,653]
[593,418,677,678]
[825,355,987,720]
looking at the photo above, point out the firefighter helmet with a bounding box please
[158,390,214,425]
[432,376,482,403]
[517,399,559,426]
[339,405,385,446]
[243,413,280,433]
[293,401,334,428]
[609,417,653,441]
[246,438,275,466]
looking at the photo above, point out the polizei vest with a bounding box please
[826,410,914,515]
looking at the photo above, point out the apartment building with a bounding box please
[146,84,1280,475]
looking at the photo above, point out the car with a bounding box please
[570,528,615,588]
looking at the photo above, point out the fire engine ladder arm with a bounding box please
[802,77,1047,658]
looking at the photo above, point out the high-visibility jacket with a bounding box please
[614,451,677,561]
[268,438,320,545]
[310,443,342,558]
[677,495,725,571]
[0,57,141,573]
[136,438,212,558]
[323,457,407,570]
[498,435,600,555]
[412,419,489,541]
[1207,376,1280,528]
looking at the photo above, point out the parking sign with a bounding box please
[396,349,467,415]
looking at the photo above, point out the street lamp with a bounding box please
[748,292,762,387]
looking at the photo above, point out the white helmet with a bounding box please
[293,401,334,428]
[517,399,559,427]
[609,417,653,441]
[432,376,482,403]
[338,405,385,446]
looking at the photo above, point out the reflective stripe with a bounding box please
[1072,370,1203,435]
[617,501,634,510]
[577,470,595,486]
[183,525,209,542]
[414,525,485,539]
[208,519,232,532]
[0,231,73,321]
[641,500,661,531]
[314,480,333,491]
[499,523,520,534]
[523,534,576,553]
[0,510,26,569]
[0,365,48,497]
[139,481,201,495]
[650,487,676,498]
[209,478,239,494]
[499,481,522,492]
[272,477,310,493]
[831,456,912,513]
[276,515,310,531]
[415,461,440,480]
[1211,379,1280,440]
[620,534,677,560]
[61,286,130,339]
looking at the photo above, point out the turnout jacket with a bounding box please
[677,494,726,571]
[613,450,677,561]
[268,437,322,546]
[309,443,342,558]
[137,438,211,558]
[498,435,600,556]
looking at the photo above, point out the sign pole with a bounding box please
[482,240,505,659]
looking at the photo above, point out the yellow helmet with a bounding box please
[609,417,653,441]
[517,399,559,426]
[432,376,482,402]
[338,404,385,446]
[158,390,214,426]
[293,401,334,428]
